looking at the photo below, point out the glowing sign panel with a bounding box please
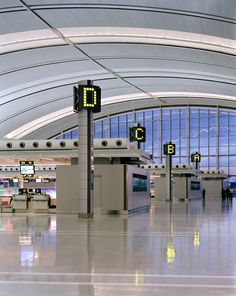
[73,84,101,113]
[129,126,146,142]
[191,152,201,163]
[163,143,176,155]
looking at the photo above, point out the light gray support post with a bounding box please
[78,82,94,218]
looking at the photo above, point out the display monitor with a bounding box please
[18,188,27,194]
[132,174,148,192]
[191,181,201,191]
[20,164,35,176]
[12,178,18,182]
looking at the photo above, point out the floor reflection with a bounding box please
[0,199,235,295]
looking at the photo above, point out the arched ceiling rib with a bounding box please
[0,0,236,139]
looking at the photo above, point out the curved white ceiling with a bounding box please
[0,0,236,139]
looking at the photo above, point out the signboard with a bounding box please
[20,161,35,176]
[73,84,101,113]
[163,143,176,155]
[129,126,146,142]
[191,152,201,163]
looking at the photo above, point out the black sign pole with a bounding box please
[87,108,92,215]
[169,154,172,202]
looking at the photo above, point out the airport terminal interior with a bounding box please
[0,0,236,295]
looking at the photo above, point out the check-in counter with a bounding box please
[12,194,27,212]
[32,194,49,212]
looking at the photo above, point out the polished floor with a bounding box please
[0,199,236,295]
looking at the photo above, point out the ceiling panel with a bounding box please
[0,11,47,34]
[0,45,84,73]
[0,59,103,90]
[79,44,236,69]
[0,1,23,9]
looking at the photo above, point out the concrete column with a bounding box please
[19,175,24,188]
[78,108,94,217]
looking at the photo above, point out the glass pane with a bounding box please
[145,121,152,131]
[219,146,228,155]
[219,137,228,146]
[209,157,216,167]
[209,127,216,137]
[209,117,216,126]
[209,110,216,117]
[94,122,102,138]
[229,145,236,154]
[200,146,208,154]
[190,137,198,146]
[119,123,127,137]
[162,129,170,142]
[209,137,216,146]
[102,119,108,138]
[229,126,236,136]
[209,146,216,155]
[219,126,228,136]
[110,124,118,138]
[199,117,208,127]
[64,131,72,139]
[180,109,187,118]
[181,147,187,155]
[219,156,228,167]
[181,119,186,129]
[200,109,208,117]
[190,118,198,127]
[144,111,152,121]
[229,156,236,167]
[219,114,228,125]
[71,128,78,139]
[171,119,180,129]
[190,147,198,154]
[162,109,170,119]
[190,108,199,118]
[200,137,208,146]
[181,128,186,138]
[162,120,170,129]
[110,116,118,124]
[199,128,209,137]
[229,112,236,125]
[135,112,143,122]
[200,157,208,168]
[119,114,126,123]
[171,109,179,119]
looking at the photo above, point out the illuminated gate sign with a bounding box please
[191,152,201,163]
[73,84,101,113]
[129,126,146,142]
[163,143,176,155]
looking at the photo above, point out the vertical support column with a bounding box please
[159,108,162,164]
[186,106,190,165]
[78,108,94,217]
[19,175,24,189]
[73,80,101,218]
[216,106,219,170]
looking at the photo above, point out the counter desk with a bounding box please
[12,194,28,212]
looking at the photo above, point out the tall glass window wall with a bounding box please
[53,107,236,176]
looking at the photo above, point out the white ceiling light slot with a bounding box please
[1,27,236,55]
